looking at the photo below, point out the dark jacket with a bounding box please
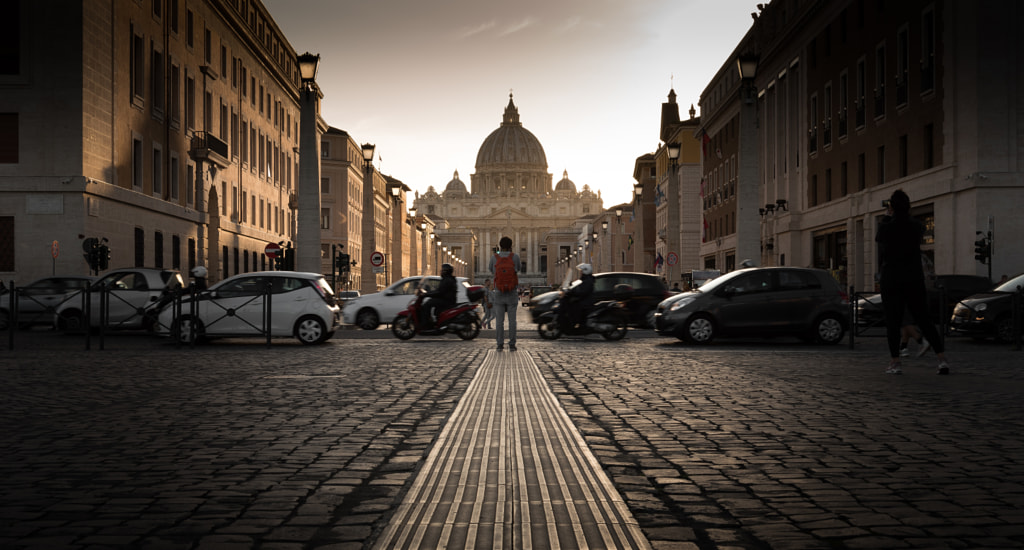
[424,274,458,306]
[875,214,926,283]
[566,273,595,302]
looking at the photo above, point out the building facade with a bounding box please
[1,0,311,285]
[413,95,604,286]
[694,0,1024,289]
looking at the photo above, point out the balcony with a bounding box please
[189,131,230,169]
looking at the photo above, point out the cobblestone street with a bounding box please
[2,320,1023,549]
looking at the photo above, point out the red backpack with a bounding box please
[493,253,518,292]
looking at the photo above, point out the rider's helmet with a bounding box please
[576,263,593,276]
[441,263,454,276]
[190,265,208,278]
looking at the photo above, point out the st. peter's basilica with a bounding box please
[412,94,604,286]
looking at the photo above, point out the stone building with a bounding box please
[1,0,309,285]
[696,0,1024,289]
[413,94,604,286]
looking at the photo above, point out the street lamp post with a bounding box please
[296,52,322,273]
[360,143,375,291]
[736,54,760,264]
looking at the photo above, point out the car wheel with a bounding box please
[174,316,205,344]
[813,314,845,345]
[58,309,87,333]
[392,314,416,340]
[295,315,328,345]
[456,317,481,340]
[996,315,1017,343]
[683,314,715,344]
[356,308,380,330]
[601,317,628,341]
[538,318,561,340]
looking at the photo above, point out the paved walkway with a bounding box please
[375,349,650,549]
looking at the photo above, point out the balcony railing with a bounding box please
[189,131,230,169]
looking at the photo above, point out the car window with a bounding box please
[108,272,148,290]
[730,271,772,294]
[777,270,820,290]
[270,277,306,294]
[594,277,617,293]
[217,277,266,297]
[420,279,440,293]
[391,278,421,295]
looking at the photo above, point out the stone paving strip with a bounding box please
[375,349,651,549]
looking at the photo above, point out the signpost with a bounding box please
[264,242,282,259]
[51,240,59,275]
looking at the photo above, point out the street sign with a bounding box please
[372,267,385,274]
[667,252,678,266]
[370,251,385,267]
[51,240,60,259]
[264,242,282,258]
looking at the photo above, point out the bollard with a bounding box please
[848,285,856,349]
[6,280,14,350]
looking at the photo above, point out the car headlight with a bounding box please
[668,297,696,311]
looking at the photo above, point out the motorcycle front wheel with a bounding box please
[537,318,562,340]
[391,314,416,340]
[601,316,628,341]
[456,317,481,340]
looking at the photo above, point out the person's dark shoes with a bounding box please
[496,344,503,351]
[937,360,950,375]
[886,359,903,375]
[509,344,517,351]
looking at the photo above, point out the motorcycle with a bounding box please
[391,284,485,340]
[536,284,632,341]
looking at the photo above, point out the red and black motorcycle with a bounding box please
[391,285,485,340]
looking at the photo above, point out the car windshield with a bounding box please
[689,269,746,293]
[994,273,1024,292]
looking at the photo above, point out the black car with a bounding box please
[855,274,992,328]
[654,267,850,344]
[950,272,1024,342]
[529,272,671,328]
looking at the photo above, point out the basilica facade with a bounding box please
[413,95,603,286]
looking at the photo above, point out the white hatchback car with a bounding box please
[342,276,471,330]
[156,271,341,345]
[55,268,184,332]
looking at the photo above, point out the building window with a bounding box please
[131,27,145,104]
[896,26,909,107]
[321,177,330,194]
[133,137,144,189]
[855,57,866,128]
[169,154,179,200]
[172,234,181,269]
[188,238,195,271]
[0,2,20,75]
[151,46,164,117]
[186,163,194,205]
[222,246,229,279]
[186,9,194,48]
[838,71,848,138]
[921,8,936,93]
[808,94,818,154]
[825,169,832,202]
[204,28,212,64]
[152,145,162,196]
[840,161,848,196]
[857,153,866,191]
[874,43,886,118]
[810,174,818,206]
[898,134,908,178]
[154,231,164,269]
[185,73,195,130]
[259,198,265,228]
[135,228,145,267]
[0,113,17,163]
[170,64,180,125]
[823,82,832,147]
[321,208,330,229]
[170,0,178,33]
[321,140,330,158]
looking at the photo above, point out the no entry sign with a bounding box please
[265,242,282,258]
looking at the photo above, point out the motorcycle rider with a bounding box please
[420,263,457,329]
[561,263,595,328]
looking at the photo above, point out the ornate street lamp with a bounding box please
[296,52,322,273]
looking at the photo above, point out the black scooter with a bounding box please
[536,284,632,341]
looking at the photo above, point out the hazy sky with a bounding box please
[262,0,756,208]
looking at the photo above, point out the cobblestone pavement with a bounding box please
[2,315,1024,549]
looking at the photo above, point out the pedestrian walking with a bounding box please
[875,189,950,375]
[481,278,495,329]
[489,236,521,351]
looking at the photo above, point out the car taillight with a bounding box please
[312,281,335,306]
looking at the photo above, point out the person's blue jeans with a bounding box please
[493,291,518,348]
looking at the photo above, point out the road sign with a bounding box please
[667,252,678,266]
[370,251,385,267]
[264,242,282,258]
[51,240,60,259]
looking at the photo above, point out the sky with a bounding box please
[262,0,757,209]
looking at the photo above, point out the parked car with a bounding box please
[530,272,671,328]
[0,276,95,330]
[156,271,341,345]
[342,276,473,330]
[950,272,1024,342]
[653,266,849,344]
[855,274,992,328]
[55,268,184,332]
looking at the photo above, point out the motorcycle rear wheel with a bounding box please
[537,319,562,340]
[601,317,628,341]
[392,314,416,340]
[455,317,481,340]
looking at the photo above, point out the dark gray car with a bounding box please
[654,267,849,344]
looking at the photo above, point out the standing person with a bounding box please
[875,189,949,375]
[489,236,521,351]
[481,278,495,329]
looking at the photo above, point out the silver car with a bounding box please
[0,276,95,330]
[342,276,472,330]
[55,268,184,332]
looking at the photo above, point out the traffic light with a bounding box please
[283,247,295,270]
[97,245,110,271]
[337,252,351,272]
[273,255,283,270]
[974,233,991,264]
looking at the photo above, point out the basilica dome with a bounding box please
[444,170,468,193]
[554,170,577,193]
[475,94,547,170]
